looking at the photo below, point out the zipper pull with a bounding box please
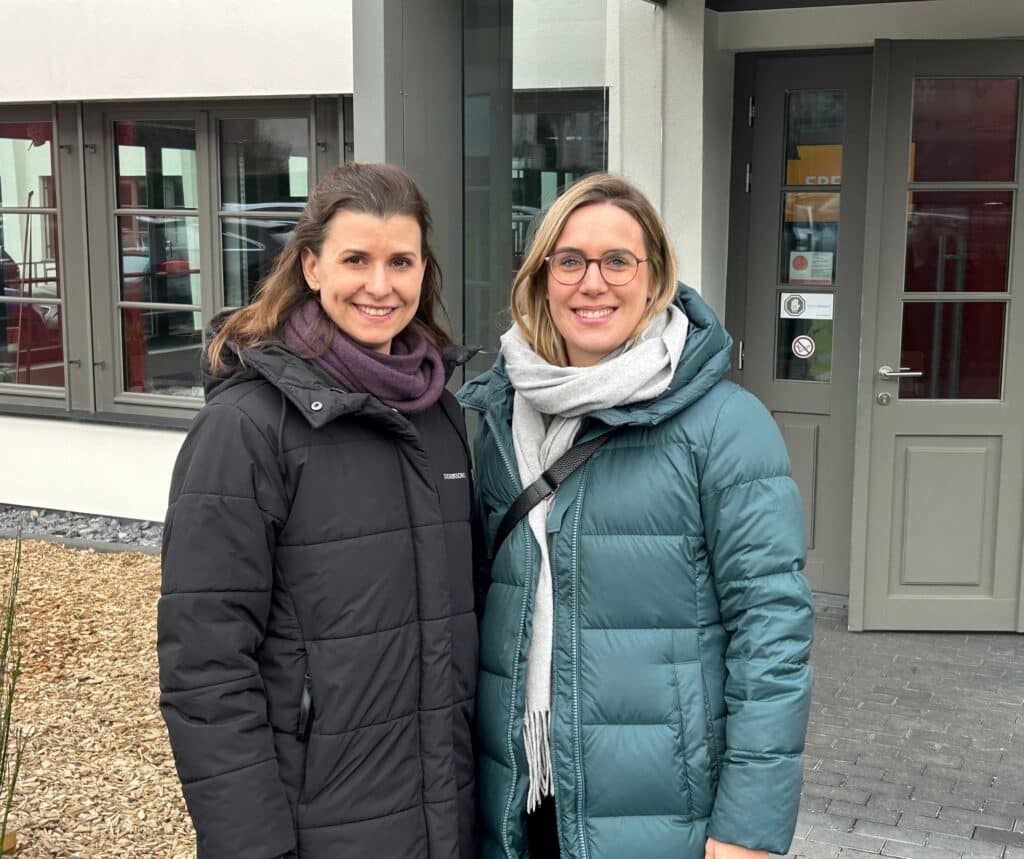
[296,672,314,742]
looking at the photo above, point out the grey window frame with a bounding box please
[36,96,345,426]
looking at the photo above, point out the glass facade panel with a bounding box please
[219,118,310,210]
[122,308,202,397]
[512,89,608,269]
[0,122,55,208]
[222,216,297,307]
[114,120,198,209]
[780,192,840,285]
[910,78,1019,182]
[784,90,846,186]
[0,302,64,387]
[118,215,200,305]
[904,191,1012,293]
[899,301,1005,399]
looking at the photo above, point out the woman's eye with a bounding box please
[559,256,583,269]
[391,257,412,269]
[605,255,630,268]
[343,255,366,266]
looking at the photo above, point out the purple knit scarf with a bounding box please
[283,298,446,414]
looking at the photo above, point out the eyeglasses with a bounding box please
[544,250,648,286]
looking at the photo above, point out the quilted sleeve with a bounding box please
[158,401,295,859]
[700,388,814,855]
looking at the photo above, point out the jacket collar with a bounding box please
[203,312,474,431]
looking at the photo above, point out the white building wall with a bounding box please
[513,0,607,90]
[1,418,184,522]
[607,2,664,210]
[0,0,354,102]
[661,0,707,296]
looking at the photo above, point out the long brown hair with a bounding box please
[510,173,679,366]
[208,162,452,373]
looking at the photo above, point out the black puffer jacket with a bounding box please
[158,337,478,858]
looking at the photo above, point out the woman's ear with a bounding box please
[300,247,319,292]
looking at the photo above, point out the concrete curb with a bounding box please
[0,529,161,556]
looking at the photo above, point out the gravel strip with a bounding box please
[0,506,162,554]
[0,539,193,858]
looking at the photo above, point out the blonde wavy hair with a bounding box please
[510,172,679,366]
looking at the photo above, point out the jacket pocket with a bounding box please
[698,661,722,789]
[670,662,697,821]
[296,668,314,803]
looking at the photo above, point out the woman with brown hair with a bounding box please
[460,173,813,858]
[158,162,477,858]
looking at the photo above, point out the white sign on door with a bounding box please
[789,251,834,285]
[780,292,834,320]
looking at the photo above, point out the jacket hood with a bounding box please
[456,283,732,428]
[201,309,475,428]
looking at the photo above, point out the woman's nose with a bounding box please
[579,261,608,292]
[363,264,391,296]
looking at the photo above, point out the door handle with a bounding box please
[878,364,923,380]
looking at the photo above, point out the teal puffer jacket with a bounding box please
[458,286,813,859]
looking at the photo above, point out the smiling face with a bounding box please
[300,210,426,354]
[546,203,652,367]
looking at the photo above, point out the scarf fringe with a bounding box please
[524,708,553,813]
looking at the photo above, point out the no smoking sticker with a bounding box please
[791,335,816,359]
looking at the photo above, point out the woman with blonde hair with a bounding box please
[159,162,477,858]
[460,172,813,858]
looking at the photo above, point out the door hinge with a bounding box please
[744,163,751,193]
[737,338,745,371]
[747,96,756,127]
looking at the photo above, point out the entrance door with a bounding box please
[735,53,872,595]
[854,41,1024,631]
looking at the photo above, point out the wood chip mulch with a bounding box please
[0,539,194,858]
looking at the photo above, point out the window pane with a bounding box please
[899,301,1005,399]
[119,215,200,305]
[0,301,64,387]
[780,192,840,285]
[905,191,1012,293]
[784,90,845,186]
[910,79,1019,182]
[114,120,198,209]
[0,122,55,208]
[221,216,296,307]
[1,212,61,299]
[513,90,607,200]
[220,118,310,211]
[122,308,202,397]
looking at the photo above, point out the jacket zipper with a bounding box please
[569,466,590,859]
[485,414,531,859]
[296,671,314,742]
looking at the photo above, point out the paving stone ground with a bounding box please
[777,597,1024,859]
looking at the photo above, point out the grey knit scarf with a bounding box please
[500,305,689,812]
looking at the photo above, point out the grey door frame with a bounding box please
[848,39,1024,631]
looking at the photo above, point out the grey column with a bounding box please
[352,0,464,341]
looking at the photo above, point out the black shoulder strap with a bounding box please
[491,433,612,558]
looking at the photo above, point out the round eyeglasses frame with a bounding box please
[544,250,649,286]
